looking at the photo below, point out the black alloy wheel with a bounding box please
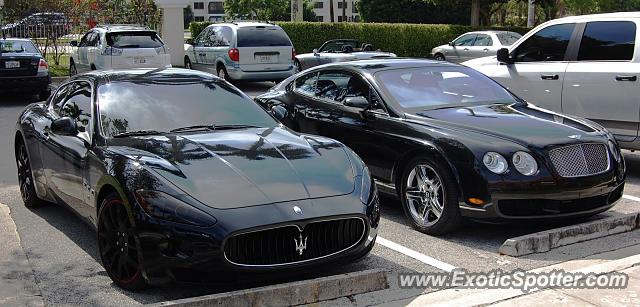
[97,193,147,291]
[16,141,44,207]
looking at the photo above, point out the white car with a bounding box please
[463,12,640,150]
[69,25,171,75]
[431,31,521,63]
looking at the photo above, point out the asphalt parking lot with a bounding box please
[1,84,639,306]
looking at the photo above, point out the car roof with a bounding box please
[311,58,462,73]
[551,11,640,23]
[208,22,281,28]
[71,68,218,86]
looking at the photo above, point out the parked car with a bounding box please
[256,59,625,235]
[68,24,170,75]
[14,68,379,290]
[295,39,397,72]
[184,22,296,82]
[1,12,70,39]
[0,38,51,100]
[431,31,521,63]
[463,12,640,150]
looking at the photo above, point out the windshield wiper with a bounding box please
[214,124,261,130]
[170,125,216,133]
[112,130,165,138]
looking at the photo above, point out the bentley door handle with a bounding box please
[463,48,469,51]
[483,48,489,52]
[615,75,637,82]
[541,74,559,80]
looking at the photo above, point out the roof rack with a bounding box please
[95,24,150,30]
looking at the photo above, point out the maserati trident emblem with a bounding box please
[293,206,303,215]
[294,233,308,255]
[568,135,582,139]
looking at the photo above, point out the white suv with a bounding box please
[69,24,171,75]
[464,12,640,149]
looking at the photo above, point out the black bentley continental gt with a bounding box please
[14,68,379,290]
[256,59,626,235]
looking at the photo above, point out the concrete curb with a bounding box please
[499,213,640,257]
[149,269,388,307]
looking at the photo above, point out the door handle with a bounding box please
[616,75,637,82]
[541,74,559,80]
[483,48,489,52]
[463,48,469,51]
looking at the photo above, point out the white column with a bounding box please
[155,0,188,67]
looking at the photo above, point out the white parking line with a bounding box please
[623,194,640,202]
[377,237,457,272]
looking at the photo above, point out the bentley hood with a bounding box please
[409,102,604,148]
[108,127,356,209]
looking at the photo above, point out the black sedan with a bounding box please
[256,59,625,235]
[14,68,379,290]
[1,38,51,100]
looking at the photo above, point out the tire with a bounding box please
[217,65,232,82]
[15,139,46,208]
[97,193,148,291]
[69,59,77,76]
[184,57,192,69]
[434,54,445,61]
[399,156,462,235]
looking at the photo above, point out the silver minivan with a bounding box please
[464,12,640,150]
[184,22,296,82]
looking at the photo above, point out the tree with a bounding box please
[564,0,640,14]
[184,5,194,29]
[358,0,469,24]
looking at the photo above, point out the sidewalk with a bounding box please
[380,244,640,307]
[0,203,44,306]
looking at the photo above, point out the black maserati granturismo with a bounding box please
[14,68,379,290]
[255,59,626,235]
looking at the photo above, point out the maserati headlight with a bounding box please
[483,152,508,174]
[608,140,621,162]
[135,190,217,227]
[512,151,538,176]
[360,166,374,204]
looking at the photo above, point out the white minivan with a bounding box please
[464,12,640,149]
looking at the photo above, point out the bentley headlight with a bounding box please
[608,140,621,162]
[135,190,217,227]
[512,151,538,176]
[483,152,508,174]
[360,166,373,204]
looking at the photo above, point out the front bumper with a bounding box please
[134,193,379,285]
[0,74,50,93]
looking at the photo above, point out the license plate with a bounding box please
[5,61,20,68]
[133,57,147,64]
[255,55,276,64]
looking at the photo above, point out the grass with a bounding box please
[44,53,70,77]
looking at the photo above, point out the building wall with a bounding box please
[190,0,225,22]
[312,0,360,22]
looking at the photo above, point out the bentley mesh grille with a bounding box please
[548,143,609,177]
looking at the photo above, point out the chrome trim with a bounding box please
[548,143,611,178]
[223,216,367,268]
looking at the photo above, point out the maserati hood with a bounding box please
[409,102,604,148]
[109,127,355,209]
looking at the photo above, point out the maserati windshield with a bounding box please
[375,66,518,111]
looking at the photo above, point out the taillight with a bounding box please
[292,48,296,60]
[37,59,49,73]
[228,48,239,62]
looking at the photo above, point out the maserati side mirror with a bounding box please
[344,96,370,109]
[271,105,288,121]
[313,49,319,56]
[50,117,78,136]
[69,40,78,47]
[497,48,513,64]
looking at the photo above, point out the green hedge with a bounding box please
[189,22,528,58]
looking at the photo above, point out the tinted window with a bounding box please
[473,34,493,46]
[514,23,575,62]
[454,34,476,46]
[578,21,636,61]
[60,81,92,136]
[317,72,351,102]
[107,32,164,48]
[98,80,276,137]
[496,32,522,46]
[50,83,72,113]
[295,72,318,96]
[237,27,292,47]
[375,67,517,110]
[79,32,93,47]
[0,40,39,53]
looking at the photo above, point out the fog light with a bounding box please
[468,198,485,205]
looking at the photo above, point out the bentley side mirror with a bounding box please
[313,49,319,56]
[185,38,194,45]
[50,117,78,136]
[69,40,78,47]
[497,48,513,64]
[344,96,370,109]
[271,105,288,121]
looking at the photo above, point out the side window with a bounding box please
[90,32,101,47]
[79,32,91,47]
[217,27,233,46]
[454,34,477,46]
[50,83,72,114]
[206,26,219,47]
[59,81,93,136]
[196,28,211,46]
[473,34,493,47]
[514,23,575,62]
[578,21,636,61]
[317,71,350,102]
[295,72,318,96]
